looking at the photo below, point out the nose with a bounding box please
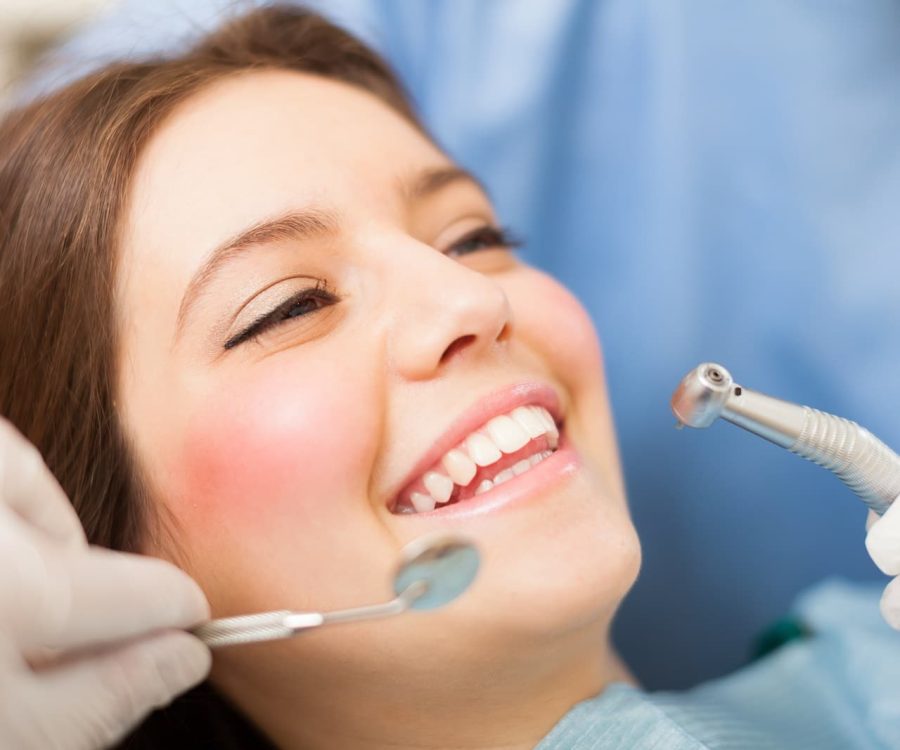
[387,243,512,381]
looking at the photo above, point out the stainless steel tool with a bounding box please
[671,362,900,515]
[192,533,480,648]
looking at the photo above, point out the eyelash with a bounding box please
[224,225,521,350]
[445,225,521,257]
[224,279,337,350]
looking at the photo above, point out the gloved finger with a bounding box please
[879,576,900,630]
[865,498,900,575]
[23,545,209,653]
[19,630,210,750]
[0,417,86,548]
[866,510,878,533]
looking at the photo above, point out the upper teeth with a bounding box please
[397,405,559,514]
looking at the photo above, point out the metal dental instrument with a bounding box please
[671,362,900,516]
[192,533,480,648]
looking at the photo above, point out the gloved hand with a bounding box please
[865,499,900,629]
[0,417,211,749]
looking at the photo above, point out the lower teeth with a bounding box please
[397,449,555,514]
[475,480,493,495]
[468,449,554,497]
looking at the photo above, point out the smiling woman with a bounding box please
[0,5,639,749]
[3,4,900,750]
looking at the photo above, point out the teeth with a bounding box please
[534,409,559,448]
[397,405,561,514]
[465,432,502,467]
[537,408,554,430]
[442,449,477,486]
[485,414,530,453]
[423,471,454,503]
[410,492,436,513]
[511,406,547,439]
[475,479,494,495]
[493,468,515,486]
[511,459,531,475]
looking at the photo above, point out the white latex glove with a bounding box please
[865,497,900,629]
[0,418,211,749]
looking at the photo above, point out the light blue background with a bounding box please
[35,0,900,688]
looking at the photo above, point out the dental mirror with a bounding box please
[193,533,480,648]
[392,533,481,611]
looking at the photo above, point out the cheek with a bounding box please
[510,268,625,498]
[512,269,605,379]
[173,359,379,540]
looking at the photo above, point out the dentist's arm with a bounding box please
[866,502,900,629]
[0,418,211,750]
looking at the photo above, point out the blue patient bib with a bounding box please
[537,581,900,749]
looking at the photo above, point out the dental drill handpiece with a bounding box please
[670,362,900,516]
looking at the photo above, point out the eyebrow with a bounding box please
[174,208,339,339]
[174,165,487,340]
[404,165,489,202]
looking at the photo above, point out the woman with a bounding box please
[0,6,897,749]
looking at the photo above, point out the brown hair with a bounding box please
[0,4,421,555]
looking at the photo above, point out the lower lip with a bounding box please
[392,434,581,521]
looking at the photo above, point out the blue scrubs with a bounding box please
[32,0,900,688]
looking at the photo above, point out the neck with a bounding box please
[215,624,634,750]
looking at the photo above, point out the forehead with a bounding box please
[123,69,446,276]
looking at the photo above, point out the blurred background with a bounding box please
[0,0,111,110]
[3,0,900,691]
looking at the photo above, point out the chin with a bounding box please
[454,476,641,645]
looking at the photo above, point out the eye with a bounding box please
[445,226,521,258]
[224,280,338,350]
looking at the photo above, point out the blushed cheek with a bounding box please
[172,360,379,537]
[514,269,606,381]
[511,268,623,497]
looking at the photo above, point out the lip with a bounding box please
[387,381,564,512]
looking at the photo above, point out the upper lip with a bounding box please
[386,381,564,509]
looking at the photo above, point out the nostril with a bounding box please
[440,334,477,364]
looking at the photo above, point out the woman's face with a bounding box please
[116,70,639,713]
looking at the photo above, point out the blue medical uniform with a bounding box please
[31,0,900,688]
